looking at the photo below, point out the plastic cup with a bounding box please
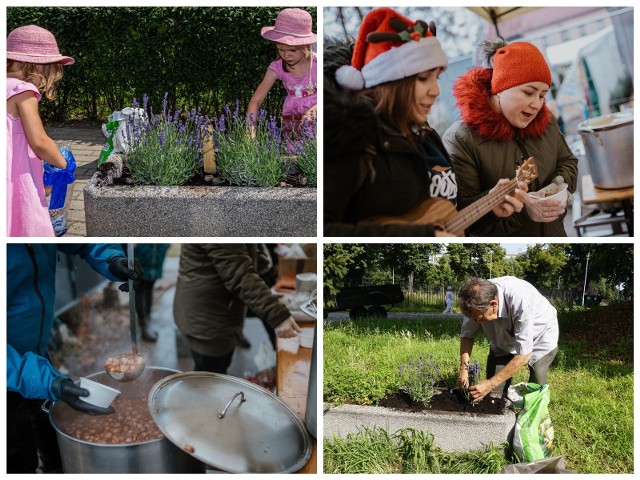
[529,183,568,207]
[296,272,317,292]
[298,328,315,349]
[79,377,121,408]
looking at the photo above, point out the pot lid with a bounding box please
[148,372,312,473]
[578,111,633,131]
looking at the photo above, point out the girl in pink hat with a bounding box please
[7,24,75,237]
[247,8,317,136]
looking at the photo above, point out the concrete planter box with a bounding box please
[324,403,516,452]
[83,173,316,237]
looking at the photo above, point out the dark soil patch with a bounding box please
[110,168,310,188]
[379,389,507,415]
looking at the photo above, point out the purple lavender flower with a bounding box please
[162,92,169,120]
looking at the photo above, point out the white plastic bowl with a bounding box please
[529,183,568,207]
[298,328,315,349]
[79,377,121,408]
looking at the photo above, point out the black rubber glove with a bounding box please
[107,254,142,292]
[53,377,115,416]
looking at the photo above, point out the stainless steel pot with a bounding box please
[48,367,205,473]
[304,324,317,438]
[300,293,317,439]
[148,372,313,473]
[578,111,633,189]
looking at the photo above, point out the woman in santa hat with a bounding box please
[324,8,527,237]
[443,39,578,237]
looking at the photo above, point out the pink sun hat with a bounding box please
[7,25,75,65]
[261,8,316,46]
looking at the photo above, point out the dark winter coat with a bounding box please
[443,67,578,237]
[135,243,170,281]
[323,39,457,237]
[173,244,290,357]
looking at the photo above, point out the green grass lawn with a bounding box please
[323,302,633,474]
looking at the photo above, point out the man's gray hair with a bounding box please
[458,278,498,316]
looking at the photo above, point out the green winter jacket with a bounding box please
[173,244,290,357]
[443,67,578,237]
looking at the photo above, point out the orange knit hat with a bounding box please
[491,42,551,94]
[336,7,448,90]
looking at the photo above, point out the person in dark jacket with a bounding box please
[6,244,140,473]
[443,39,578,237]
[173,244,300,375]
[324,8,526,237]
[134,243,170,342]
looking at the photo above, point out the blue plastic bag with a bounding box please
[44,147,76,209]
[44,147,76,235]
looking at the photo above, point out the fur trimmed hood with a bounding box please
[453,67,551,142]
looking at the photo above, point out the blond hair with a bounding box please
[7,60,64,100]
[275,43,313,73]
[360,75,419,138]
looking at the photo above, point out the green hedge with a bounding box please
[7,7,317,121]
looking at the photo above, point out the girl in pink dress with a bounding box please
[7,25,73,237]
[247,8,317,135]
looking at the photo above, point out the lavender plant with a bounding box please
[398,354,443,407]
[463,360,481,404]
[214,101,285,187]
[125,93,211,186]
[290,119,317,187]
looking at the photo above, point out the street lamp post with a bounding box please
[581,252,590,307]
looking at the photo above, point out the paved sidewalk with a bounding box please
[46,126,105,237]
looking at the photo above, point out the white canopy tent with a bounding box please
[466,7,538,37]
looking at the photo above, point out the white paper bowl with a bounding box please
[79,377,121,408]
[529,183,568,206]
[298,328,315,349]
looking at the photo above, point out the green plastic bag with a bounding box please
[512,383,554,462]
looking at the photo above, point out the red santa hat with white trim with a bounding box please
[336,7,448,90]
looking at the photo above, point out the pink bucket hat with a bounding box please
[261,8,316,46]
[7,25,75,65]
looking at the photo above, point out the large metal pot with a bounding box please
[578,111,633,189]
[148,372,313,473]
[48,367,205,473]
[304,324,317,438]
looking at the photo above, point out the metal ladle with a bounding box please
[104,244,146,382]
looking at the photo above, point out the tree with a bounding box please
[515,244,568,289]
[323,244,367,307]
[376,244,443,292]
[324,7,485,58]
[445,244,505,282]
[563,244,633,298]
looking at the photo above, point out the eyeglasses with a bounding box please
[468,305,493,323]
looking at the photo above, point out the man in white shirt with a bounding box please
[456,276,559,402]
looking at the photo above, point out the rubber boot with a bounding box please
[140,316,157,343]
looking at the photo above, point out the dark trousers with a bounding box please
[7,392,62,473]
[135,279,156,321]
[190,349,234,374]
[487,347,558,396]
